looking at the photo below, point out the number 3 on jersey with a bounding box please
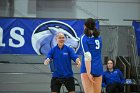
[95,40,100,49]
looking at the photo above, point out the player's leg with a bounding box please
[81,73,94,93]
[93,76,102,93]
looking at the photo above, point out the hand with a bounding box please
[77,61,81,68]
[76,58,81,68]
[44,58,50,65]
[87,73,96,84]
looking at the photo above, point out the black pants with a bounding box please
[51,77,75,93]
[106,83,124,93]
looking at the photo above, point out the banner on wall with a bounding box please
[132,21,140,56]
[0,17,99,55]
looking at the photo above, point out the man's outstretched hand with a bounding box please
[44,58,50,65]
[76,58,81,68]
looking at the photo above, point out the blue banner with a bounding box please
[132,21,140,56]
[0,17,99,55]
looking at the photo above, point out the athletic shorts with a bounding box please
[51,77,75,93]
[92,73,102,77]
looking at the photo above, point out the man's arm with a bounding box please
[44,58,51,65]
[76,58,81,68]
[44,48,53,65]
[68,47,81,68]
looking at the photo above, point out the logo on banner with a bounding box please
[31,20,80,55]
